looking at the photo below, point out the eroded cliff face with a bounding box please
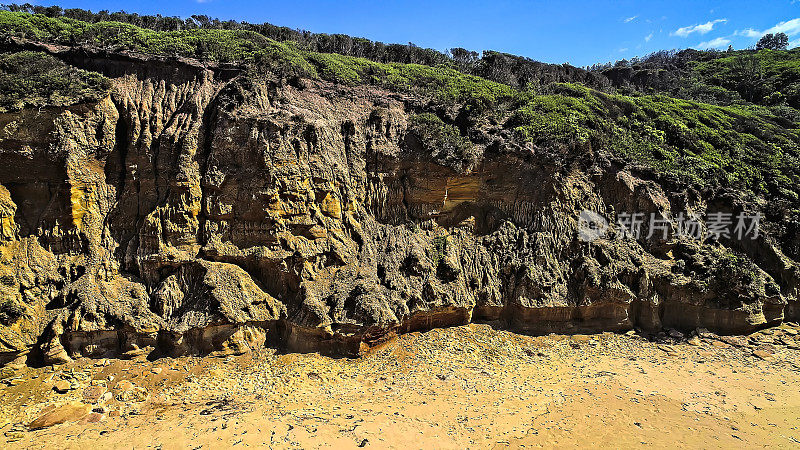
[1,53,798,366]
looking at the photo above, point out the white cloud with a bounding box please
[645,33,654,42]
[736,28,762,38]
[618,48,629,53]
[672,19,727,37]
[696,37,732,49]
[764,18,800,36]
[736,18,800,40]
[791,39,800,49]
[624,15,638,23]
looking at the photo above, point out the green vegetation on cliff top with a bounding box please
[690,49,800,108]
[0,10,514,105]
[0,50,110,112]
[511,83,800,202]
[1,10,799,203]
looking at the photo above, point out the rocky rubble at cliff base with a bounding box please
[0,45,798,367]
[1,323,799,448]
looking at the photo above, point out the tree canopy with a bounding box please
[757,33,789,51]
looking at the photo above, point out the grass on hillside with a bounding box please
[0,50,110,112]
[690,48,800,108]
[509,83,800,202]
[0,10,515,105]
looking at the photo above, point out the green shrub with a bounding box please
[0,50,110,111]
[691,48,800,108]
[408,113,477,171]
[506,83,800,202]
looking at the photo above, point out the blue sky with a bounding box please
[24,0,800,66]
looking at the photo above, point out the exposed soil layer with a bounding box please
[2,43,798,367]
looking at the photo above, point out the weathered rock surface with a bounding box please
[27,402,91,430]
[0,48,798,365]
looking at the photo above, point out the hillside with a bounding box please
[0,10,798,367]
[599,48,800,110]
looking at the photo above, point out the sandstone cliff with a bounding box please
[0,43,798,367]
